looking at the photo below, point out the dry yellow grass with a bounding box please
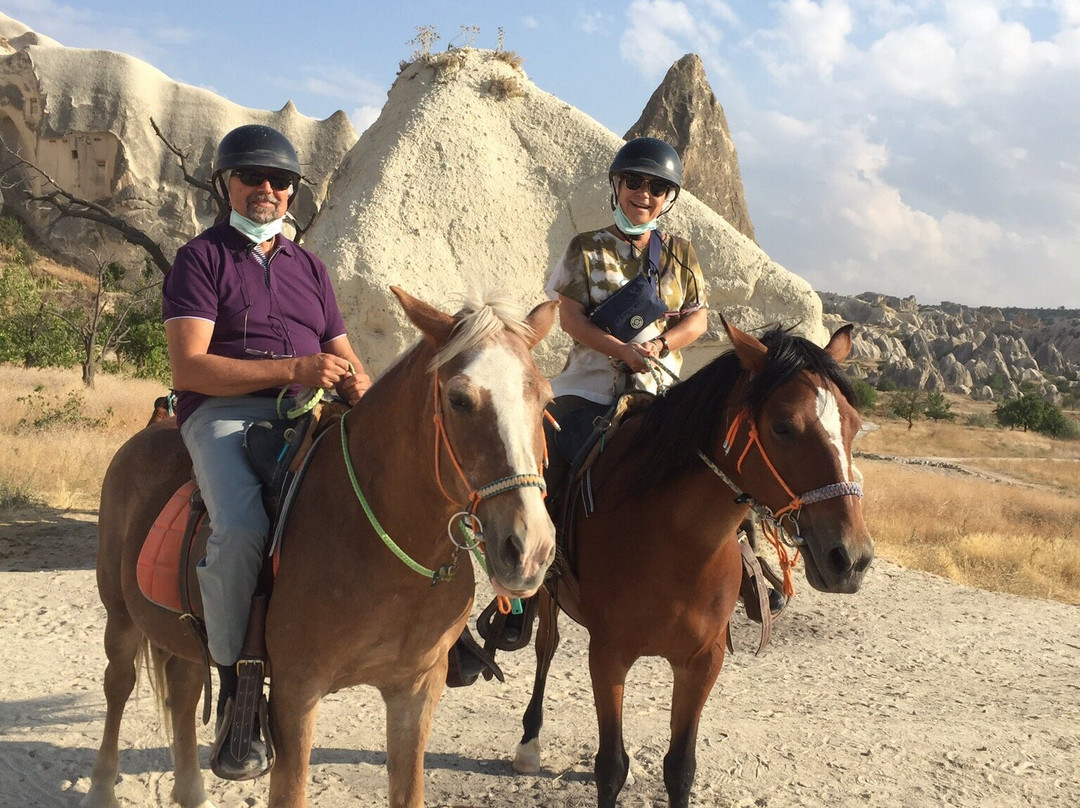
[1,364,168,510]
[855,409,1080,605]
[3,365,1079,604]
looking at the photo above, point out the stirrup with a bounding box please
[209,659,275,780]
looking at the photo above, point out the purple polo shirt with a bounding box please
[162,220,348,425]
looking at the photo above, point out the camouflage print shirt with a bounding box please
[544,227,708,404]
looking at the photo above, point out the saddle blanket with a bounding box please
[137,481,204,614]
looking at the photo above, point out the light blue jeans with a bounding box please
[180,395,286,666]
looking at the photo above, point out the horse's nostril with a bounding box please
[828,545,854,576]
[501,533,525,570]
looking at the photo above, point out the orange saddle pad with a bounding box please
[137,480,205,614]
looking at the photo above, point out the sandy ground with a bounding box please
[1,504,1078,808]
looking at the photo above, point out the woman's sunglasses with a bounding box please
[620,172,673,197]
[232,170,294,192]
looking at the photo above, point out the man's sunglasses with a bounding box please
[232,170,294,192]
[620,172,673,197]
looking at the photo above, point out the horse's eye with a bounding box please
[771,419,796,438]
[448,392,474,413]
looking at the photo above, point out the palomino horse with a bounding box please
[82,288,557,808]
[512,318,874,807]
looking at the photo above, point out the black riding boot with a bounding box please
[211,662,269,780]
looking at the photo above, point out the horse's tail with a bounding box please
[135,636,173,738]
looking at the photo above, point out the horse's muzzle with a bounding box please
[483,497,555,596]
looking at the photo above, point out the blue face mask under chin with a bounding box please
[230,210,284,244]
[614,203,659,236]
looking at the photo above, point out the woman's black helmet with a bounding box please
[609,137,682,212]
[214,124,301,179]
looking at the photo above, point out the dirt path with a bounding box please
[1,506,1078,807]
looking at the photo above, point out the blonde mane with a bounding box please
[429,289,535,370]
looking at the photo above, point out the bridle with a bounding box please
[697,405,863,596]
[340,371,547,588]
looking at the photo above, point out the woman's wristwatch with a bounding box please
[655,335,670,358]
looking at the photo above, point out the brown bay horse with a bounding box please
[82,288,557,808]
[512,318,874,807]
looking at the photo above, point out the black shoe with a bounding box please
[211,698,269,780]
[767,587,787,615]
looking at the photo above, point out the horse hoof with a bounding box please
[512,738,542,774]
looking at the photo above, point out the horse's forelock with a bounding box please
[428,290,534,371]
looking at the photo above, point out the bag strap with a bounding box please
[646,230,663,292]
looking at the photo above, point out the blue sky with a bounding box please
[9,1,1080,308]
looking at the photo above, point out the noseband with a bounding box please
[697,406,863,596]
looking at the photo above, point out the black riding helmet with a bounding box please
[212,124,302,206]
[609,137,683,214]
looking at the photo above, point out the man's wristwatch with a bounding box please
[656,335,670,358]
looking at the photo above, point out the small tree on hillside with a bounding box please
[891,388,924,430]
[48,256,161,387]
[924,391,956,422]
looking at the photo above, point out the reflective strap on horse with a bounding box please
[470,474,547,510]
[340,415,441,581]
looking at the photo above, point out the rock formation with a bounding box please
[625,54,755,242]
[0,13,356,272]
[304,49,825,377]
[821,291,1079,404]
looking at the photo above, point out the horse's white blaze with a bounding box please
[465,344,538,473]
[816,387,853,482]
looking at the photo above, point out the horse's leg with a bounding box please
[266,674,322,808]
[513,587,560,774]
[81,610,142,808]
[589,643,632,808]
[164,653,216,808]
[381,665,445,808]
[663,647,725,808]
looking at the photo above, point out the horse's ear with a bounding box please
[721,312,768,374]
[524,300,558,348]
[825,323,854,363]
[391,286,456,347]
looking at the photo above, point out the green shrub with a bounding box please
[995,394,1077,438]
[963,412,994,428]
[850,377,878,411]
[924,391,956,422]
[875,377,898,392]
[14,387,113,432]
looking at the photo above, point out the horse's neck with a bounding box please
[343,347,447,511]
[591,422,748,551]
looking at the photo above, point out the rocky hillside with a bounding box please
[821,291,1079,404]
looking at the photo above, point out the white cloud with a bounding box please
[866,24,959,104]
[774,0,855,80]
[619,0,724,78]
[296,65,384,107]
[351,105,382,135]
[522,16,539,29]
[580,11,604,34]
[155,27,194,46]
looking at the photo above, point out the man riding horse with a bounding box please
[162,124,373,778]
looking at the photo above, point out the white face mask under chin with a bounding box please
[613,203,659,236]
[230,209,284,244]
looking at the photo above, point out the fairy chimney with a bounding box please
[625,54,755,242]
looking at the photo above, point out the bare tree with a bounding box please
[47,253,160,387]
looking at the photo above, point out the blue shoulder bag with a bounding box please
[587,231,667,343]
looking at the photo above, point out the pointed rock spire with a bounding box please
[625,54,755,242]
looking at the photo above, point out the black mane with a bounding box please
[632,328,856,486]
